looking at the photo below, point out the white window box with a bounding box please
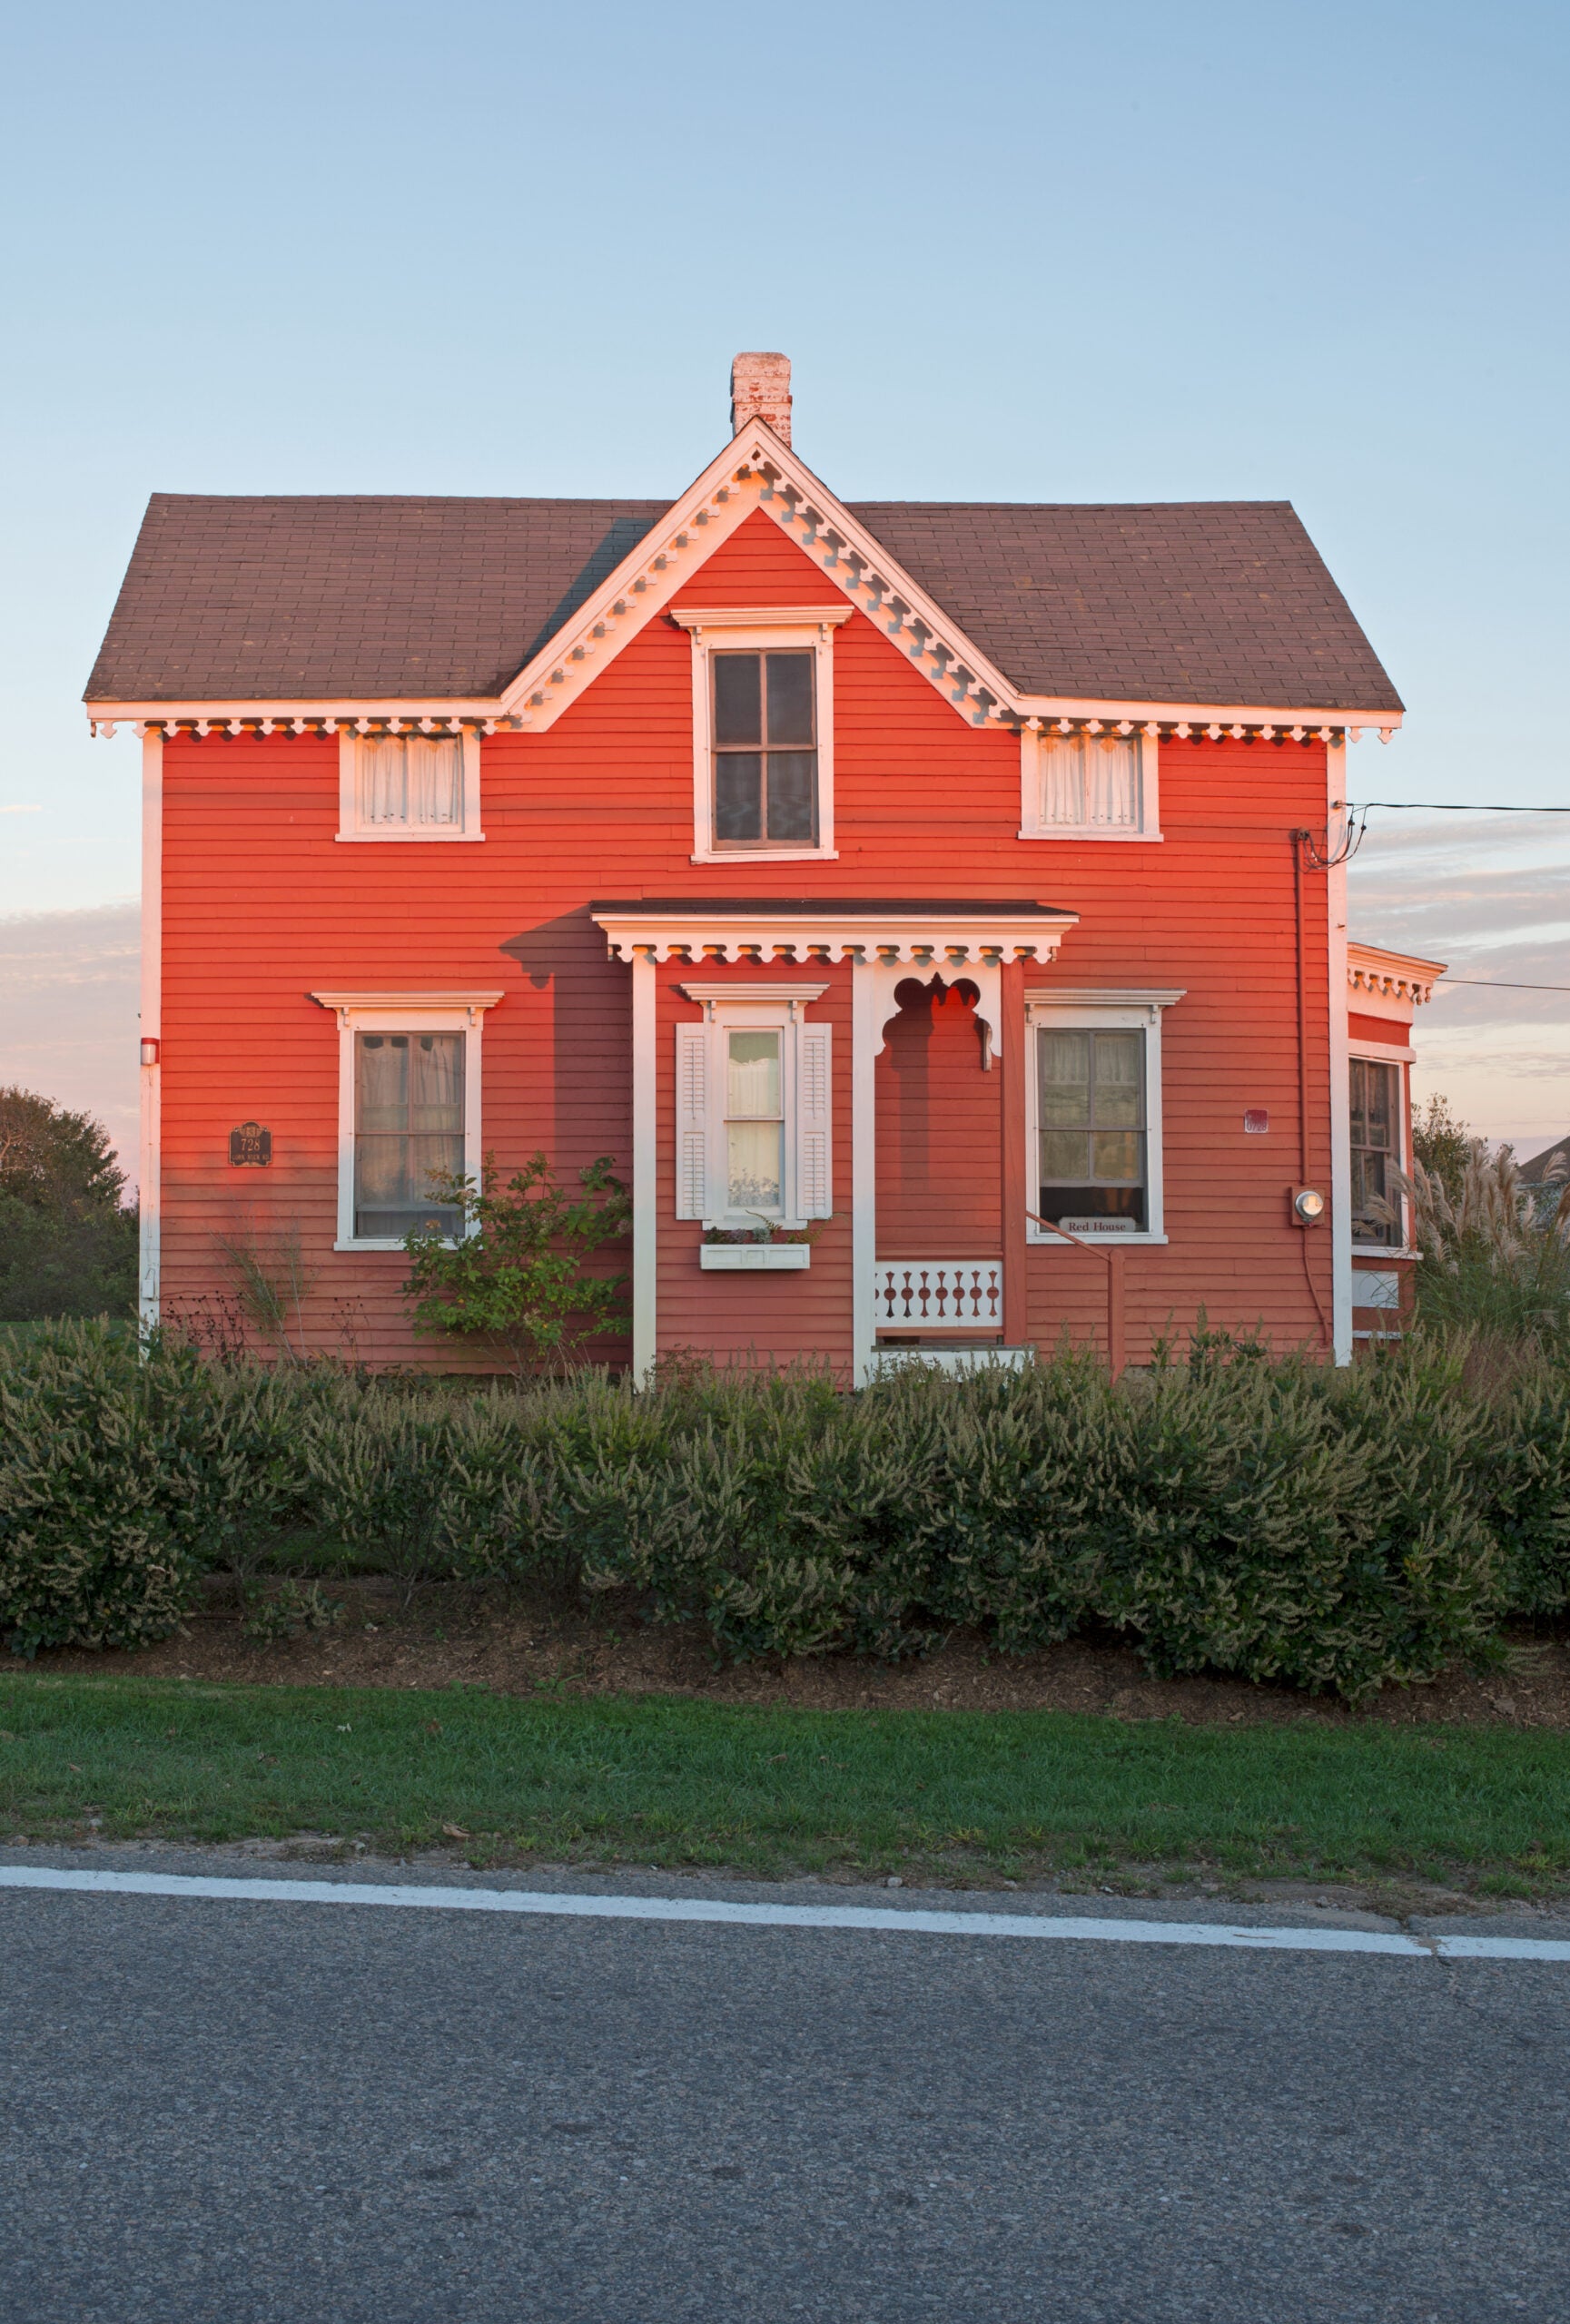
[700,1242,812,1271]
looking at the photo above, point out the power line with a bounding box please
[1348,801,1570,813]
[1437,979,1570,993]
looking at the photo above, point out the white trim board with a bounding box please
[0,1867,1562,1961]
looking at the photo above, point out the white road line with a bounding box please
[1,1865,1566,1959]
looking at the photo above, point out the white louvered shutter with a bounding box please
[675,1024,709,1220]
[797,1023,832,1218]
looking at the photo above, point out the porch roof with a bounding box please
[589,897,1078,966]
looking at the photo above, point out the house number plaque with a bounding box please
[229,1121,272,1167]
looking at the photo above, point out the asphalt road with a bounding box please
[1,1856,1565,2323]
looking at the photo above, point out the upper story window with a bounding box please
[670,606,851,865]
[1350,1057,1403,1246]
[1019,727,1160,842]
[714,652,816,847]
[337,730,482,842]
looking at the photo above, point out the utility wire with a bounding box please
[1437,979,1570,993]
[1348,801,1570,813]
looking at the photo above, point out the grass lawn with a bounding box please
[2,1672,1568,1894]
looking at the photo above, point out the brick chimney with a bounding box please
[730,351,792,446]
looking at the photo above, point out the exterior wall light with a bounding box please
[140,1038,160,1068]
[1291,1186,1326,1227]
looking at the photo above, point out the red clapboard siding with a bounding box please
[157,507,1338,1368]
[1348,1010,1409,1048]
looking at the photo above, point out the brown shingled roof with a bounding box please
[84,489,1401,713]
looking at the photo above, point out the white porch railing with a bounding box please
[874,1259,1002,1332]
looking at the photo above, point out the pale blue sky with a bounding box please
[0,0,1565,1150]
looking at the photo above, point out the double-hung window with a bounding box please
[670,607,850,863]
[1024,990,1181,1243]
[1019,727,1160,840]
[311,990,502,1249]
[353,1032,465,1239]
[337,730,482,841]
[674,987,833,1228]
[1350,1057,1402,1246]
[714,652,816,846]
[1038,1028,1146,1231]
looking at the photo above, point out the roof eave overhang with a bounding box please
[84,418,1404,745]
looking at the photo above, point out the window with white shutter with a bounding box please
[674,995,832,1226]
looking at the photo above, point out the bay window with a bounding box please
[1350,1056,1403,1246]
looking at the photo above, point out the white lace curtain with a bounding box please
[1041,735,1141,830]
[358,737,462,828]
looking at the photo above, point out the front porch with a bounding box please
[591,898,1081,1382]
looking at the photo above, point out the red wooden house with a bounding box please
[85,353,1433,1377]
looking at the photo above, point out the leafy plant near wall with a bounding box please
[211,1216,320,1361]
[400,1152,630,1377]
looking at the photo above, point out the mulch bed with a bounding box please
[32,1582,1570,1728]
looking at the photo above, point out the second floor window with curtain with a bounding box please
[357,735,463,832]
[1041,733,1143,832]
[1350,1057,1401,1246]
[712,651,816,847]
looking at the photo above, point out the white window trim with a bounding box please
[336,729,483,842]
[670,606,850,864]
[1023,989,1184,1247]
[311,990,503,1250]
[1349,1039,1414,1257]
[675,983,831,1230]
[1018,723,1163,842]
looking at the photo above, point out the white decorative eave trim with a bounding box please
[667,606,853,632]
[677,982,830,1009]
[84,422,1406,749]
[310,988,505,1026]
[1347,942,1446,1008]
[1024,988,1187,1010]
[591,904,1077,967]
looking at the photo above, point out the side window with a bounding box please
[353,1032,465,1238]
[1350,1057,1402,1246]
[712,651,817,848]
[1021,727,1160,840]
[338,731,481,841]
[1037,1027,1147,1232]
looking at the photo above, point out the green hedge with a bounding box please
[3,1324,1568,1697]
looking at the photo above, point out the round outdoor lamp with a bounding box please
[1291,1186,1327,1226]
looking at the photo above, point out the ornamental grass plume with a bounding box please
[1389,1140,1570,1340]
